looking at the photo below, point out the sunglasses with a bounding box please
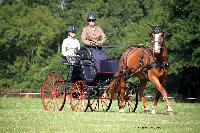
[88,19,96,22]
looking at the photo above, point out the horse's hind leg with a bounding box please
[118,80,126,113]
[137,80,150,112]
[151,91,161,114]
[108,79,117,98]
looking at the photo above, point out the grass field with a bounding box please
[0,97,200,133]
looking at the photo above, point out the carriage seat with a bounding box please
[80,60,94,66]
[78,46,109,72]
[78,46,108,61]
[62,55,79,66]
[77,47,92,60]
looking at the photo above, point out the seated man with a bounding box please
[81,13,107,46]
[62,25,80,65]
[81,13,108,64]
[62,25,80,82]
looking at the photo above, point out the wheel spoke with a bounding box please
[46,98,54,111]
[57,97,64,104]
[54,98,60,111]
[44,97,53,108]
[50,74,54,88]
[44,81,54,92]
[88,89,112,112]
[121,82,138,112]
[101,99,108,107]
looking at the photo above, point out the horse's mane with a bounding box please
[127,44,151,50]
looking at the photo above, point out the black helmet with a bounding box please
[67,25,76,33]
[87,13,96,21]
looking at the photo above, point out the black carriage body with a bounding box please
[41,46,138,112]
[71,46,118,85]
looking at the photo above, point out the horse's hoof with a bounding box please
[167,111,175,115]
[144,109,150,114]
[151,110,156,115]
[119,108,125,113]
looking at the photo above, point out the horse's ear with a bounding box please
[160,23,165,28]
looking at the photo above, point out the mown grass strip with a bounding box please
[0,97,200,133]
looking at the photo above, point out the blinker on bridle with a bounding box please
[153,27,163,34]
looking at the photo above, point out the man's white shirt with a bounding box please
[62,37,80,57]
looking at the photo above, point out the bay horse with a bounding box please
[108,24,174,114]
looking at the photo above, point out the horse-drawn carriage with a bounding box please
[41,46,138,112]
[41,25,174,114]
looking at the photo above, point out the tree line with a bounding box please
[0,0,199,98]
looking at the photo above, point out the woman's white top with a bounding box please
[62,36,80,57]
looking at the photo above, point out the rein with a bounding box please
[105,41,169,88]
[117,45,169,82]
[147,44,169,69]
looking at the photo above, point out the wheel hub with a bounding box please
[52,90,59,97]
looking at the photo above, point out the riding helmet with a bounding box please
[67,25,76,33]
[87,13,96,21]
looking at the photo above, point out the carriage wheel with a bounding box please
[69,80,89,112]
[123,82,138,112]
[87,87,112,112]
[41,72,66,111]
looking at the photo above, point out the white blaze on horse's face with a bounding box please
[153,33,161,54]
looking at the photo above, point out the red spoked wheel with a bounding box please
[123,82,138,112]
[87,87,112,112]
[41,72,66,111]
[69,80,89,112]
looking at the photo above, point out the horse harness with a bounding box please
[120,46,170,81]
[103,45,170,87]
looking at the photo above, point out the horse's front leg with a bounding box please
[137,80,150,113]
[148,72,174,114]
[118,80,126,113]
[151,78,168,114]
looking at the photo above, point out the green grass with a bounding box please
[0,97,200,133]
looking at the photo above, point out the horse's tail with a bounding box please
[107,52,128,98]
[108,71,123,98]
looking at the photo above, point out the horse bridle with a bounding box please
[151,41,165,51]
[151,32,165,54]
[149,32,169,69]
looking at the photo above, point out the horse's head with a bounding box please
[150,24,165,54]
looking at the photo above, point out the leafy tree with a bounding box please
[0,0,199,97]
[167,0,200,74]
[0,2,65,89]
